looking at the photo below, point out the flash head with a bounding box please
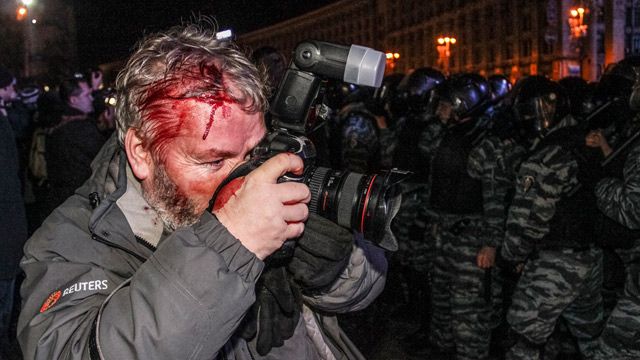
[293,41,385,88]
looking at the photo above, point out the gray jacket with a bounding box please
[18,135,387,359]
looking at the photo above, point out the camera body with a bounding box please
[212,40,406,251]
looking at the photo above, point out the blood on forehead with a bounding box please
[195,92,233,141]
[139,62,238,158]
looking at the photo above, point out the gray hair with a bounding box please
[115,21,269,155]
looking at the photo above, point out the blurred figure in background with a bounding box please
[43,75,110,215]
[0,65,28,360]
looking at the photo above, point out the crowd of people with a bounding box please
[1,19,639,360]
[309,53,640,359]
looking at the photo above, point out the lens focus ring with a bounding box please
[307,167,329,215]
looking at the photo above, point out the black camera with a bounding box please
[212,41,407,251]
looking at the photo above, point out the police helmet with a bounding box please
[370,73,404,116]
[558,76,594,121]
[436,73,491,120]
[594,57,639,104]
[488,74,512,102]
[512,75,569,140]
[323,80,358,110]
[390,67,445,116]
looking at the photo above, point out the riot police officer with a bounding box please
[428,73,495,360]
[586,58,640,360]
[385,68,445,352]
[500,76,604,360]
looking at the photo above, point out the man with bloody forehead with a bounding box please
[17,22,386,360]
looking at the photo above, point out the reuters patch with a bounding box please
[39,290,62,313]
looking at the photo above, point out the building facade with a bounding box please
[239,0,638,82]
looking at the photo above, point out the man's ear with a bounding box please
[125,128,152,180]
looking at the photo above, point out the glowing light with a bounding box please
[386,52,393,59]
[31,18,36,24]
[17,6,27,20]
[450,37,457,44]
[393,53,400,59]
[43,85,50,92]
[570,9,578,17]
[215,29,233,40]
[21,0,34,5]
[577,7,585,14]
[438,37,445,44]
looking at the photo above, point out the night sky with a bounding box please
[74,0,337,67]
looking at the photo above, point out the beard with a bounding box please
[143,162,201,231]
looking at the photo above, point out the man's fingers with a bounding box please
[277,182,311,204]
[284,222,305,240]
[250,153,304,184]
[282,203,309,223]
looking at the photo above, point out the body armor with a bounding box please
[430,119,484,214]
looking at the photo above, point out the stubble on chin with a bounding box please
[142,162,201,231]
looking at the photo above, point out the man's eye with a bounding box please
[205,159,224,168]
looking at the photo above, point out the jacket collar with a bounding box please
[82,135,162,261]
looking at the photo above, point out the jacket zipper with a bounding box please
[91,232,146,263]
[135,235,157,252]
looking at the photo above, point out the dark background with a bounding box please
[73,0,337,67]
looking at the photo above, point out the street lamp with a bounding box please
[568,6,588,39]
[568,5,589,78]
[436,35,456,75]
[385,52,400,73]
[16,5,28,21]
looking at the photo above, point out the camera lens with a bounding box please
[305,166,401,248]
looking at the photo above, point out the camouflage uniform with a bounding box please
[395,113,444,274]
[387,113,442,347]
[467,135,527,333]
[501,118,604,360]
[593,141,640,360]
[429,213,490,359]
[428,118,494,360]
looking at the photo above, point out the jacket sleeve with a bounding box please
[302,236,387,313]
[501,145,578,263]
[595,144,640,229]
[18,212,263,360]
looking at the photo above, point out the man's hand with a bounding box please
[214,153,311,260]
[374,115,388,129]
[586,129,612,157]
[476,246,496,269]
